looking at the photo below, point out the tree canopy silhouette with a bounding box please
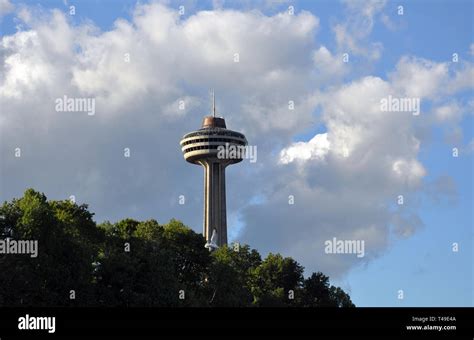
[0,189,354,307]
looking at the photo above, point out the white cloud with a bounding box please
[390,56,449,99]
[268,49,474,276]
[279,133,330,164]
[342,0,387,18]
[391,159,426,186]
[257,61,471,276]
[333,0,387,60]
[434,102,463,123]
[447,63,474,94]
[312,46,347,81]
[333,24,382,61]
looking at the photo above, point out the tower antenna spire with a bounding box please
[212,89,216,117]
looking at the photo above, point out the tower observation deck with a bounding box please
[180,97,247,247]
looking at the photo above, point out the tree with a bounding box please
[93,227,178,307]
[160,219,211,306]
[207,245,259,306]
[0,189,97,306]
[251,253,304,307]
[301,272,333,307]
[300,272,354,307]
[329,286,355,308]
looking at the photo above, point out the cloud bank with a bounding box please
[1,1,472,279]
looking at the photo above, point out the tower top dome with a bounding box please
[201,116,226,129]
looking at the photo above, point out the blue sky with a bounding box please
[1,0,472,307]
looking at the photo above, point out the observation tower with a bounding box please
[180,93,247,248]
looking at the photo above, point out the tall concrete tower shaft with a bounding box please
[180,114,247,247]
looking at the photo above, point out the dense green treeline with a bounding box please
[0,189,354,307]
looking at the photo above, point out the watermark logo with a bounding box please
[380,95,420,115]
[0,238,38,258]
[324,237,365,258]
[18,314,55,333]
[55,95,96,116]
[217,143,257,163]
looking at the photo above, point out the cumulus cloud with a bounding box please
[242,74,428,277]
[279,133,330,164]
[245,51,473,277]
[390,56,474,99]
[390,56,449,99]
[434,102,463,123]
[312,46,347,82]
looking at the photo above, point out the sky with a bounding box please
[0,0,472,307]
